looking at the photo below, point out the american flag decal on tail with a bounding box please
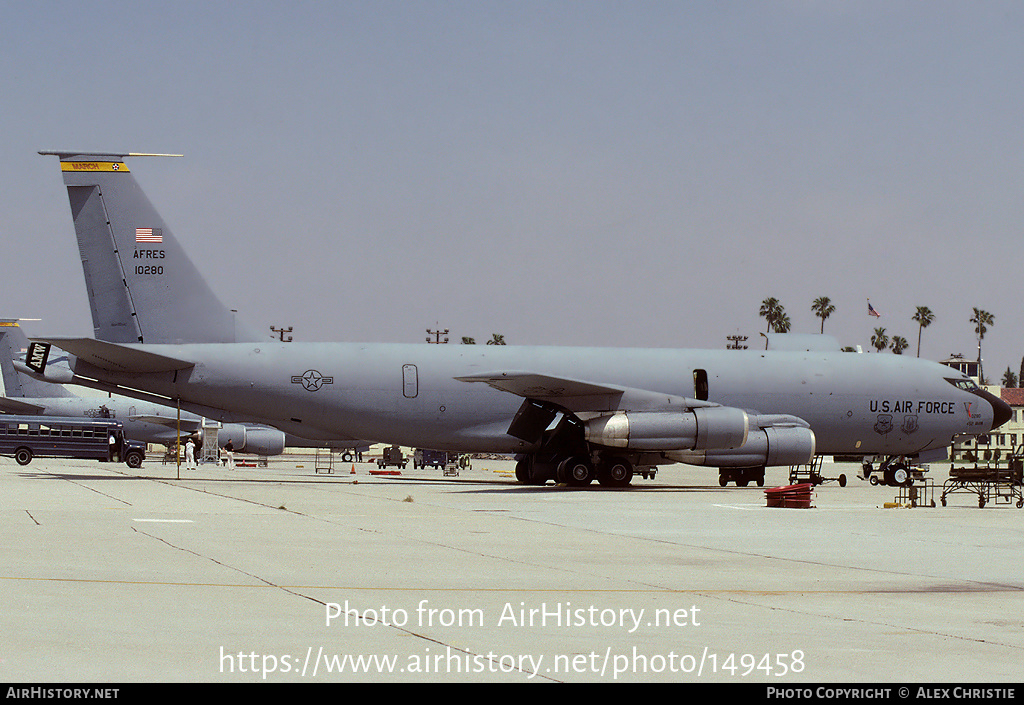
[136,228,163,243]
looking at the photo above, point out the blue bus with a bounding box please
[0,416,146,468]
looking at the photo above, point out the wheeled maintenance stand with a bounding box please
[788,456,847,487]
[941,461,1023,509]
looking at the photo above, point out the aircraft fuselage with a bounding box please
[64,341,998,458]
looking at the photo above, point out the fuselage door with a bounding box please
[403,364,419,398]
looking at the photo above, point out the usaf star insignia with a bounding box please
[291,369,334,392]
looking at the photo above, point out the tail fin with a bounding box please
[39,151,263,344]
[0,319,76,398]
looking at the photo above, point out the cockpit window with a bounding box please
[945,377,980,393]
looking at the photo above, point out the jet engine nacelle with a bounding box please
[667,425,816,468]
[583,406,749,451]
[219,424,287,456]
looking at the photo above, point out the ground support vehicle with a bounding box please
[0,415,145,468]
[414,449,447,470]
[378,445,407,469]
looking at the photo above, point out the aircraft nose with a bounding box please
[979,388,1012,429]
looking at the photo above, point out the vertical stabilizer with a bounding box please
[40,152,263,344]
[0,320,75,398]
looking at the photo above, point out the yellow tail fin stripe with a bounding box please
[60,161,130,173]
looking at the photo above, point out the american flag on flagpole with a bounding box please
[135,227,163,243]
[867,300,881,318]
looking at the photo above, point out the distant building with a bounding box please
[940,353,980,380]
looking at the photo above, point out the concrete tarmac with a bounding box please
[1,453,1021,683]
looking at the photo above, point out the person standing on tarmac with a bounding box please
[184,437,197,469]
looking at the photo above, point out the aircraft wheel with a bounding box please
[889,463,911,487]
[515,459,530,483]
[598,456,633,488]
[558,456,594,486]
[15,447,32,466]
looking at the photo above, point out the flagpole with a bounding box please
[866,299,883,351]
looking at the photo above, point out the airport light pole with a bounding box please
[426,328,449,344]
[726,335,749,350]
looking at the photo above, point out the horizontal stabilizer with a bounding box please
[0,396,46,415]
[32,337,194,373]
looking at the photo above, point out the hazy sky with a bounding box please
[2,2,1022,378]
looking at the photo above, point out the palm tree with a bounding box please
[1002,367,1018,388]
[485,333,506,346]
[911,306,934,358]
[970,308,994,382]
[773,311,791,334]
[461,337,476,345]
[811,296,835,334]
[759,298,783,334]
[871,327,889,353]
[890,336,909,355]
[759,298,789,347]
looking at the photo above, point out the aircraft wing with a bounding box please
[456,371,814,455]
[461,368,811,430]
[128,414,202,432]
[29,338,194,373]
[455,371,629,412]
[0,396,46,415]
[456,370,734,444]
[455,371,722,414]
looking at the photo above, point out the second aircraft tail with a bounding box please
[40,151,263,345]
[0,319,76,399]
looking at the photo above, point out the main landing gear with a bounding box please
[515,453,641,488]
[717,467,766,487]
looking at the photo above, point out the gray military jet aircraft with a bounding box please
[0,318,287,455]
[22,152,1011,487]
